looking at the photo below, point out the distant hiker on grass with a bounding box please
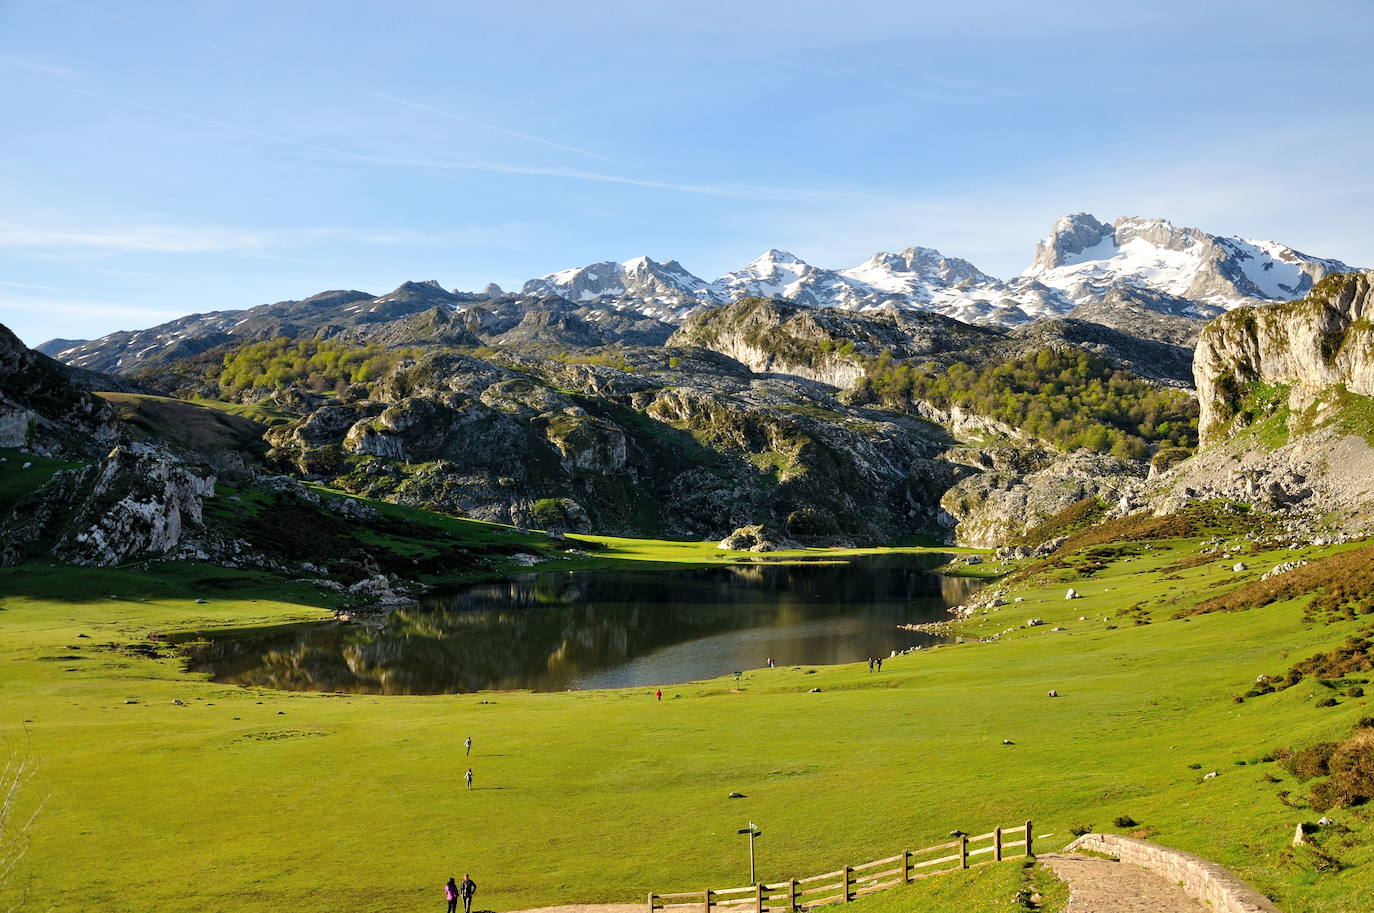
[876,657,883,671]
[445,877,459,913]
[656,688,662,701]
[460,874,478,913]
[465,735,472,756]
[464,768,473,790]
[868,657,875,672]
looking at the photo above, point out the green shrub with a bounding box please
[1282,742,1337,780]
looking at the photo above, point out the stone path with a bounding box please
[1039,853,1208,913]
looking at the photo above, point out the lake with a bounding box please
[182,553,977,694]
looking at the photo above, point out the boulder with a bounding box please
[718,524,795,553]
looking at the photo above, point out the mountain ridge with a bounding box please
[39,212,1365,376]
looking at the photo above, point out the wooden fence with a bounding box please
[649,820,1032,913]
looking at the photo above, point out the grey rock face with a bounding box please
[939,450,1146,547]
[669,296,999,388]
[1,445,214,567]
[1195,271,1374,442]
[1028,212,1114,273]
[263,345,956,542]
[0,323,120,457]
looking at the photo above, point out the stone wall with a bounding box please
[1064,833,1280,913]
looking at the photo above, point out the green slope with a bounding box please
[0,521,1370,913]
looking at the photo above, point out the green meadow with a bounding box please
[0,512,1370,913]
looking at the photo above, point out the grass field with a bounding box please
[1,515,1371,913]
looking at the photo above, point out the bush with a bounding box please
[1112,815,1138,828]
[1068,823,1093,837]
[1349,686,1365,697]
[1317,697,1339,708]
[1283,742,1337,781]
[1314,728,1374,810]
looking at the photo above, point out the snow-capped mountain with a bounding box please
[522,214,1359,329]
[37,213,1367,374]
[520,256,716,319]
[524,247,1075,327]
[1020,213,1355,314]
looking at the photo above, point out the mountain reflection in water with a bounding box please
[184,555,978,694]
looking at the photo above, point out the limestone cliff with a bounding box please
[1195,271,1374,443]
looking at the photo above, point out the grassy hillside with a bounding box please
[96,392,272,460]
[0,512,1370,913]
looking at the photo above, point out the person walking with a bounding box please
[656,688,662,702]
[445,878,459,913]
[464,768,473,790]
[867,657,875,672]
[876,656,883,671]
[465,735,472,756]
[460,874,478,913]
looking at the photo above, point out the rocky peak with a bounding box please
[1027,212,1114,273]
[1021,212,1360,310]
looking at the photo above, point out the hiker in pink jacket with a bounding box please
[445,877,459,913]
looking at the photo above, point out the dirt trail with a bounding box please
[1039,853,1208,913]
[508,905,642,913]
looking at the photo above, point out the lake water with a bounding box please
[183,554,977,694]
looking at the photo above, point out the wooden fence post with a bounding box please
[755,883,763,913]
[788,879,797,912]
[704,888,712,913]
[959,834,968,869]
[901,850,910,883]
[648,893,656,913]
[843,866,853,902]
[1025,821,1034,858]
[994,826,1002,862]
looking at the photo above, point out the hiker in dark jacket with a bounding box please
[445,877,459,913]
[460,874,477,913]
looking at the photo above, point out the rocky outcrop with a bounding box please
[669,296,998,388]
[262,346,959,542]
[1,445,215,567]
[0,323,120,457]
[1195,271,1374,442]
[940,450,1146,547]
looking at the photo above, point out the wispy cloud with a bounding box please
[48,0,219,49]
[403,159,885,203]
[0,64,874,207]
[0,54,78,80]
[370,91,637,168]
[0,218,535,255]
[0,295,189,323]
[0,222,268,253]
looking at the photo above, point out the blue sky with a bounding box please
[2,0,1372,346]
